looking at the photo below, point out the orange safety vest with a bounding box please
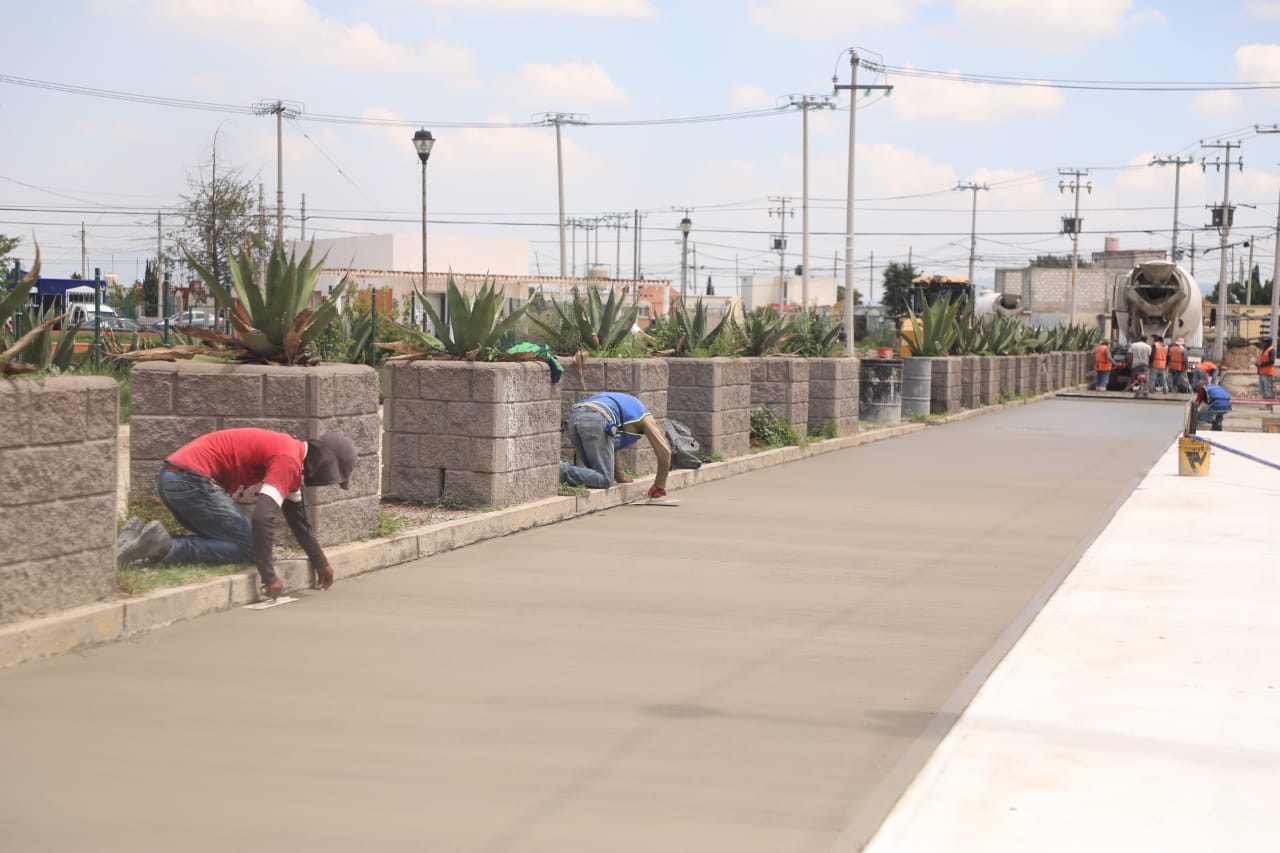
[1168,344,1186,371]
[1151,342,1168,368]
[1259,345,1275,377]
[1199,361,1218,375]
[1094,343,1113,371]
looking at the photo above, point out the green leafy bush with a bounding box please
[750,405,800,448]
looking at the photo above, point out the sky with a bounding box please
[4,0,1280,302]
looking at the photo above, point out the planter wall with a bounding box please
[979,357,1001,405]
[960,355,981,409]
[930,356,962,415]
[807,357,860,437]
[999,357,1016,400]
[383,361,559,508]
[1017,355,1034,397]
[1,377,118,624]
[557,358,668,476]
[666,357,752,459]
[748,357,809,437]
[130,362,380,546]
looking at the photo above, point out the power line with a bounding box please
[879,65,1280,92]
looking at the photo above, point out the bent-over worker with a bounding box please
[560,392,672,499]
[1194,379,1232,431]
[117,428,357,598]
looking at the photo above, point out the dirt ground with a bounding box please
[1221,344,1261,372]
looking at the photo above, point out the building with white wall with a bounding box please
[738,274,838,312]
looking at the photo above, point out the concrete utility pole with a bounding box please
[1246,238,1255,306]
[869,249,875,306]
[769,196,793,307]
[834,49,892,354]
[300,194,306,242]
[156,213,163,315]
[785,94,835,308]
[1150,155,1193,261]
[253,100,300,244]
[537,113,586,278]
[1202,140,1242,361]
[955,182,989,286]
[1257,125,1280,349]
[80,222,86,279]
[1058,168,1091,325]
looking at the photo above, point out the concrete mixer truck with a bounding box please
[1106,260,1203,390]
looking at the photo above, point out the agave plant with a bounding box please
[184,239,348,365]
[415,275,527,360]
[657,299,736,356]
[739,307,793,356]
[529,286,639,354]
[900,294,960,356]
[0,248,83,376]
[783,309,843,357]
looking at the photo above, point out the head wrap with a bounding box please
[304,432,357,487]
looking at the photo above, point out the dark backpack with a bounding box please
[664,418,702,469]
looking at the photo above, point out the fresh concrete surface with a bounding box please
[0,399,1183,852]
[862,430,1280,853]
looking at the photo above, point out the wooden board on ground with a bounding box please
[244,596,299,610]
[631,498,681,507]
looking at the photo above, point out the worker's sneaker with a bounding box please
[117,521,172,566]
[115,516,144,555]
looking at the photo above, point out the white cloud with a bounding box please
[730,83,776,109]
[749,0,933,36]
[1244,1,1280,17]
[1236,44,1280,80]
[953,0,1163,53]
[150,0,477,78]
[417,0,658,16]
[497,60,627,106]
[888,65,1066,125]
[1193,90,1243,115]
[855,144,957,197]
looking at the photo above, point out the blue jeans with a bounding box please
[1260,374,1274,399]
[1151,367,1167,391]
[1169,370,1187,393]
[156,466,254,565]
[1197,405,1229,426]
[1095,370,1110,391]
[559,408,615,489]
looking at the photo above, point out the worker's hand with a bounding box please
[647,485,667,500]
[262,578,284,600]
[314,565,334,591]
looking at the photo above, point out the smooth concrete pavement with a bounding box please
[0,399,1185,852]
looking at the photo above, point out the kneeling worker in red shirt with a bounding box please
[118,428,357,599]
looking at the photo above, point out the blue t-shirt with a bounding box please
[1204,384,1231,411]
[580,392,651,450]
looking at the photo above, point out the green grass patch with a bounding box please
[558,482,589,497]
[369,508,416,538]
[695,451,724,463]
[116,563,245,596]
[433,494,469,510]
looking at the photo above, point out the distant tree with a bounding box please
[835,285,863,307]
[879,261,920,314]
[1207,266,1272,307]
[1030,254,1089,269]
[0,233,19,278]
[142,259,160,315]
[177,141,263,293]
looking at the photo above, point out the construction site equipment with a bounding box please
[1113,261,1203,349]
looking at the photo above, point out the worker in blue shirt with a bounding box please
[561,392,671,499]
[1194,379,1232,431]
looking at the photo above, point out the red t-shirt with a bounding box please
[168,428,305,499]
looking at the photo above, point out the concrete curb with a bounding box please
[0,389,1071,670]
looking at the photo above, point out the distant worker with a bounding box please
[1150,335,1168,392]
[560,392,672,500]
[1194,379,1232,431]
[116,428,357,599]
[1195,359,1219,386]
[1094,340,1115,391]
[1257,337,1275,399]
[1167,337,1188,393]
[1127,335,1152,392]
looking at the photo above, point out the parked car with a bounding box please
[96,316,145,333]
[67,304,121,326]
[152,309,219,330]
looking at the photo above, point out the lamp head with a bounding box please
[679,217,692,235]
[413,128,435,163]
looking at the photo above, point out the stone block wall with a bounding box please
[748,357,809,437]
[1,377,118,624]
[383,360,558,508]
[130,362,380,546]
[1017,355,1033,396]
[666,357,751,459]
[557,358,669,476]
[979,357,1001,405]
[960,355,980,409]
[807,357,859,436]
[930,356,962,415]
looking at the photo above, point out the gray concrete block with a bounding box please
[26,381,88,444]
[5,494,116,564]
[175,371,264,416]
[0,381,28,447]
[411,362,475,402]
[0,440,114,505]
[0,549,117,625]
[382,466,441,502]
[264,372,309,417]
[313,495,379,545]
[128,366,175,415]
[388,398,446,434]
[130,416,221,462]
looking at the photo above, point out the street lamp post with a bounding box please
[679,217,692,304]
[413,129,436,327]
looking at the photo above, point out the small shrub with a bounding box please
[433,494,469,510]
[750,406,800,448]
[370,509,415,538]
[807,419,838,441]
[695,451,724,463]
[558,482,589,497]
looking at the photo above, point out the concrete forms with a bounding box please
[383,360,560,508]
[808,357,860,436]
[0,377,118,624]
[747,357,810,438]
[128,362,379,545]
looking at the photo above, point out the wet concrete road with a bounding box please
[0,399,1185,853]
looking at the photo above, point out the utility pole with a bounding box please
[1247,238,1255,306]
[632,209,641,283]
[1258,125,1280,348]
[769,196,793,307]
[300,193,306,242]
[537,113,586,278]
[833,49,892,354]
[80,222,87,279]
[156,213,163,318]
[1150,155,1193,261]
[955,182,989,286]
[1191,232,1196,276]
[785,94,835,308]
[1058,168,1091,324]
[253,100,300,245]
[258,181,267,280]
[869,249,875,307]
[1203,140,1242,361]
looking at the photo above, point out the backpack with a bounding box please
[664,418,702,469]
